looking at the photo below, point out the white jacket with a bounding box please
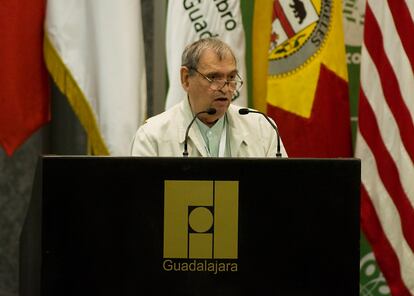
[130,99,287,157]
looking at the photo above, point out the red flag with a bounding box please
[0,0,50,156]
[355,1,414,295]
[253,0,352,157]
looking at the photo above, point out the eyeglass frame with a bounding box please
[188,67,244,92]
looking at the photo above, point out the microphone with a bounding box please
[183,108,217,157]
[238,108,282,157]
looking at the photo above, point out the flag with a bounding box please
[44,0,147,155]
[253,0,352,157]
[165,0,248,109]
[0,0,50,156]
[355,0,414,295]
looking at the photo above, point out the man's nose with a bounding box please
[220,81,232,93]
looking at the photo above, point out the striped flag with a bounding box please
[253,0,352,157]
[44,0,147,155]
[355,1,414,295]
[165,0,247,109]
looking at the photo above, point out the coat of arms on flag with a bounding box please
[269,0,331,75]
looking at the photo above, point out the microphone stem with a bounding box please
[183,115,199,157]
[261,115,282,158]
[241,109,282,158]
[183,108,216,157]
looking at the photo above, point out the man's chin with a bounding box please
[211,100,230,112]
[212,107,227,119]
[200,110,226,126]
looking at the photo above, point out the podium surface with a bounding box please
[21,156,360,296]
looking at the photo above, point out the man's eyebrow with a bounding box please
[205,70,239,76]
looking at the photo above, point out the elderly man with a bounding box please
[130,37,287,157]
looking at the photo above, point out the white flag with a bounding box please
[165,0,247,110]
[44,0,147,155]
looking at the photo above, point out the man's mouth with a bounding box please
[214,97,228,102]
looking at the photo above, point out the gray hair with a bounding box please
[181,38,237,75]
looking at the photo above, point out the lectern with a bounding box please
[20,156,360,296]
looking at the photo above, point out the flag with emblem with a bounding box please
[355,0,414,295]
[253,0,352,157]
[44,0,147,155]
[165,0,248,109]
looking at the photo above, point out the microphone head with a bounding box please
[206,108,217,115]
[238,108,250,115]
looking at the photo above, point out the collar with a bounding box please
[225,105,250,156]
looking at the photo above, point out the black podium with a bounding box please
[20,156,360,296]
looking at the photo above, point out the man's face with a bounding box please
[181,49,238,126]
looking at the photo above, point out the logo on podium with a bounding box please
[163,180,239,273]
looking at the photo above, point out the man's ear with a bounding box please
[180,66,190,91]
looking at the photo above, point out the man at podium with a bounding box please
[130,37,286,157]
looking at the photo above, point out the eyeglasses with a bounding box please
[190,68,244,92]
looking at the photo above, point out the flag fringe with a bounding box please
[43,35,109,155]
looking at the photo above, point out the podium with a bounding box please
[20,156,360,296]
